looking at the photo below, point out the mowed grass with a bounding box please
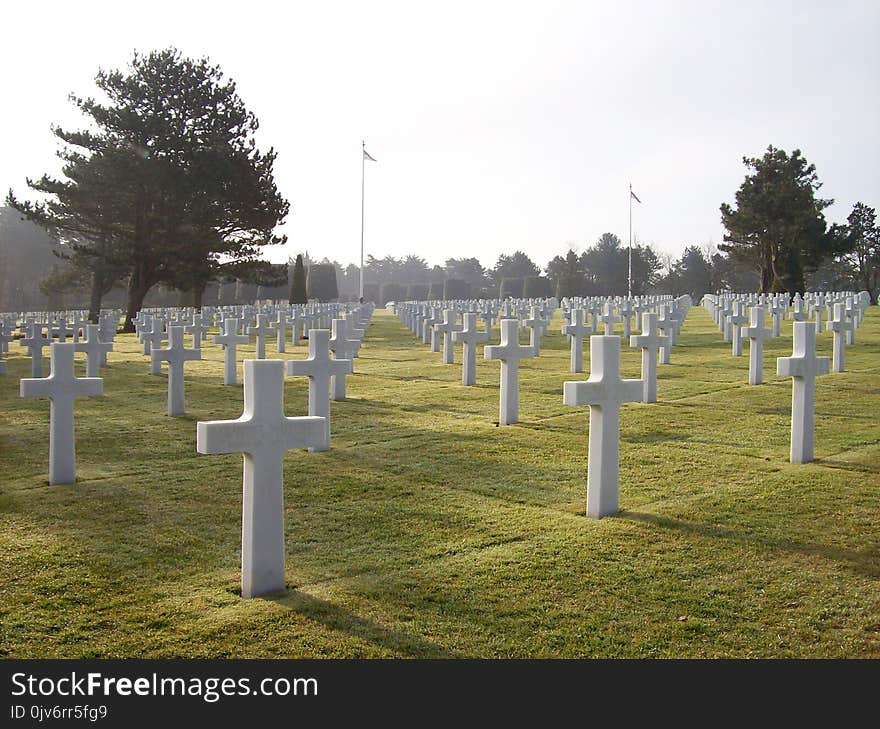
[0,305,878,658]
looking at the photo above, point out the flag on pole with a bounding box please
[363,149,377,162]
[630,189,641,203]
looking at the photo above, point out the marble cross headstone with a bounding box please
[523,307,548,356]
[75,324,113,377]
[286,329,352,451]
[145,319,167,374]
[196,359,325,598]
[451,312,490,385]
[599,303,621,336]
[435,310,462,365]
[484,318,536,425]
[563,336,642,518]
[629,312,668,403]
[20,342,103,485]
[561,309,592,374]
[729,302,748,357]
[826,302,851,373]
[251,314,275,359]
[777,321,830,464]
[329,318,357,380]
[20,323,51,377]
[185,315,209,351]
[213,318,250,385]
[274,312,291,354]
[429,307,443,352]
[151,326,201,416]
[741,306,771,385]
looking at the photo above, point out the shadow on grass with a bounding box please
[617,511,880,579]
[267,589,462,658]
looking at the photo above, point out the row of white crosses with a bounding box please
[704,290,869,380]
[393,295,690,423]
[129,304,372,414]
[11,315,117,378]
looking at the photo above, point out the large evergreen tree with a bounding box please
[8,48,288,328]
[719,146,843,293]
[490,251,540,288]
[841,202,879,303]
[289,254,308,304]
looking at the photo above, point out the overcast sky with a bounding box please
[2,0,878,271]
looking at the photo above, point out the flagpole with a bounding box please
[628,183,633,299]
[360,140,366,300]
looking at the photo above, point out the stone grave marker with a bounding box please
[563,336,642,518]
[484,319,536,425]
[287,329,352,451]
[151,326,201,416]
[451,312,490,385]
[777,321,830,464]
[20,342,103,485]
[197,359,325,598]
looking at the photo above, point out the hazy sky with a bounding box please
[2,0,878,271]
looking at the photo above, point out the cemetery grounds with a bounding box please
[1,306,878,658]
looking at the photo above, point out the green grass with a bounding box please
[1,306,878,658]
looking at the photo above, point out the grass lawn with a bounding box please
[1,305,878,658]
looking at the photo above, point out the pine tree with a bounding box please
[289,254,308,304]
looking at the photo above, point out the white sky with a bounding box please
[2,0,878,271]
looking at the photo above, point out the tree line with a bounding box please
[6,49,878,323]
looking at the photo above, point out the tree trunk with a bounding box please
[123,267,153,333]
[88,270,104,323]
[191,281,206,310]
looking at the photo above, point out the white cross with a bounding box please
[599,302,621,335]
[484,318,536,425]
[777,321,830,464]
[343,312,364,357]
[811,294,827,335]
[619,300,635,337]
[561,309,593,374]
[844,297,856,345]
[451,312,490,385]
[185,315,209,350]
[329,318,358,388]
[741,305,771,385]
[196,359,325,598]
[434,310,462,364]
[75,324,113,377]
[728,302,749,357]
[0,321,13,355]
[213,318,250,385]
[71,315,87,343]
[523,306,548,355]
[51,319,73,342]
[789,297,808,322]
[250,314,275,359]
[20,342,103,485]
[563,335,643,518]
[288,309,305,347]
[480,311,496,336]
[144,319,167,373]
[826,302,851,373]
[720,300,733,341]
[287,329,352,451]
[769,300,785,338]
[269,312,289,353]
[422,308,439,345]
[629,312,668,403]
[657,305,675,364]
[429,307,443,352]
[20,323,51,377]
[151,326,201,416]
